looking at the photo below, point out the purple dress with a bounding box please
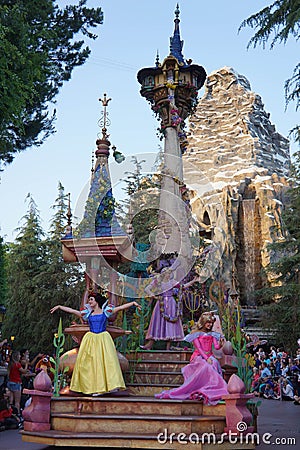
[146,280,184,342]
[155,331,228,405]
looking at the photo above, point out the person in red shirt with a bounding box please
[7,351,29,414]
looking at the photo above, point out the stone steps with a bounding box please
[128,359,188,372]
[125,350,190,392]
[125,383,179,397]
[51,395,205,416]
[21,429,250,450]
[125,369,183,385]
[21,350,254,449]
[22,395,229,448]
[51,411,226,435]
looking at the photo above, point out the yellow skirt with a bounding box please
[70,330,126,395]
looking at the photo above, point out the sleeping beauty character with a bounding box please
[155,312,228,405]
[50,293,141,396]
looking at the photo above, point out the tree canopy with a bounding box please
[0,235,7,309]
[2,187,84,354]
[0,0,103,168]
[258,150,300,352]
[240,0,300,139]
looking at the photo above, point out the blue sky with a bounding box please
[0,0,298,241]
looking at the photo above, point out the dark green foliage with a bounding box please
[258,151,300,352]
[3,185,84,354]
[241,1,300,349]
[117,156,161,245]
[3,195,48,350]
[0,0,103,167]
[240,0,299,138]
[240,1,300,49]
[0,235,7,307]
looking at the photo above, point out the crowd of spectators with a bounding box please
[1,336,299,432]
[250,345,300,405]
[0,338,50,432]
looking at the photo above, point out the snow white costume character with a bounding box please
[50,293,141,395]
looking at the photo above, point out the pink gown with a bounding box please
[155,331,228,405]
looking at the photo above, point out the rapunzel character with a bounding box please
[155,312,228,404]
[141,268,199,350]
[50,293,140,396]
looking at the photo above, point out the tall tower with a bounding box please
[61,94,132,304]
[137,5,206,280]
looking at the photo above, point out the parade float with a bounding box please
[21,6,257,449]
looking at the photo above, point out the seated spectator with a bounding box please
[294,394,300,405]
[260,362,272,380]
[289,361,300,396]
[258,362,273,396]
[281,362,290,378]
[281,378,294,401]
[263,383,279,400]
[251,367,260,395]
[269,346,277,359]
[273,380,281,399]
[276,348,283,358]
[258,347,266,360]
[269,361,276,377]
[274,357,282,378]
[254,353,262,369]
[0,397,21,430]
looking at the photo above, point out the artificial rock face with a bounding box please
[183,67,291,305]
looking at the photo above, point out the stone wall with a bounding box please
[183,67,291,305]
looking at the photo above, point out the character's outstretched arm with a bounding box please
[50,305,82,318]
[114,301,141,313]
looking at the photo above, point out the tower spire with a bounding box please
[169,3,184,65]
[95,93,111,158]
[67,192,72,227]
[76,93,125,238]
[137,4,206,276]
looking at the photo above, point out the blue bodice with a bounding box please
[88,314,108,334]
[82,301,114,334]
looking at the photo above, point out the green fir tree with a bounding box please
[258,151,300,352]
[240,0,299,139]
[3,186,84,354]
[0,0,103,168]
[0,235,7,305]
[3,194,47,351]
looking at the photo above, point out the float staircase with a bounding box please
[125,349,190,396]
[22,350,254,449]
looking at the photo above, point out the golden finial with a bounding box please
[91,151,95,179]
[67,193,72,228]
[98,93,112,140]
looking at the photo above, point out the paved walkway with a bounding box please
[0,399,299,450]
[255,398,299,450]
